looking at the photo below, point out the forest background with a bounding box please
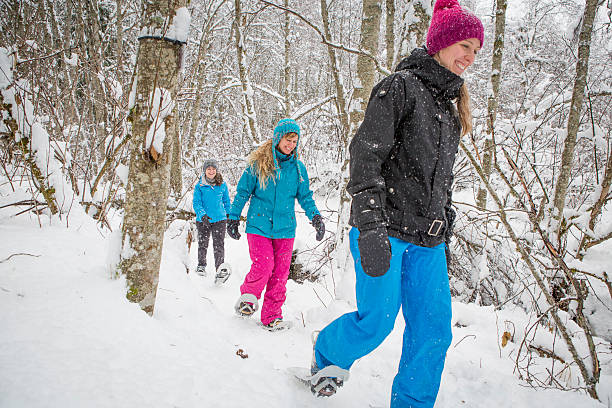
[1,0,611,404]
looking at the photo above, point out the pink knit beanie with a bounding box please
[426,0,484,56]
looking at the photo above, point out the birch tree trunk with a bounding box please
[551,0,599,229]
[233,0,260,144]
[119,0,187,315]
[476,0,507,209]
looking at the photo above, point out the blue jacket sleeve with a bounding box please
[192,182,206,221]
[295,161,320,221]
[222,183,231,215]
[229,167,257,220]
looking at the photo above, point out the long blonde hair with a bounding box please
[457,83,472,136]
[248,139,276,189]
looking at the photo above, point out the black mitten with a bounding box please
[357,227,392,277]
[312,214,325,241]
[227,219,241,240]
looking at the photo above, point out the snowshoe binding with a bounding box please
[234,293,258,317]
[214,263,232,286]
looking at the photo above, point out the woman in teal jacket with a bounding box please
[192,159,231,279]
[227,118,325,330]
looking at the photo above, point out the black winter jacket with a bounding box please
[347,47,462,247]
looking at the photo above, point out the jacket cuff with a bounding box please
[351,190,387,230]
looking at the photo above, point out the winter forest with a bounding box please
[1,0,612,406]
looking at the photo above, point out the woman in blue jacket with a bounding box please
[192,159,231,281]
[227,118,325,331]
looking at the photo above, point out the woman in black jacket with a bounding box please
[308,0,484,406]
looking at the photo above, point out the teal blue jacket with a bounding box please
[193,177,231,223]
[229,152,320,239]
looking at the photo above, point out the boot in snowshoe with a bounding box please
[310,331,349,397]
[261,318,293,332]
[196,265,206,276]
[214,263,232,286]
[234,293,258,317]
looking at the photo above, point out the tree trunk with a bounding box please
[350,0,381,129]
[320,0,350,136]
[170,106,183,195]
[119,0,186,315]
[233,0,260,144]
[320,0,352,272]
[385,0,395,69]
[185,1,225,152]
[551,0,599,229]
[397,0,431,61]
[282,0,292,117]
[476,0,507,209]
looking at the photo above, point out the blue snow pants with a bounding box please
[314,227,452,408]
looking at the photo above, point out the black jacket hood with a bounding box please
[395,47,464,102]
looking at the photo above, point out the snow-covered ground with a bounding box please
[0,202,609,407]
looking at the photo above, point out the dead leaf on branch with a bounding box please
[501,331,513,347]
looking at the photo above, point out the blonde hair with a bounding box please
[457,83,472,136]
[248,139,276,189]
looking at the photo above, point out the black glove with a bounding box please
[199,214,211,226]
[312,214,325,241]
[227,219,241,240]
[357,227,391,277]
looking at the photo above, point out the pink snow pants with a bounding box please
[241,233,295,325]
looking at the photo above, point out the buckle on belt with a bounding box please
[427,219,444,236]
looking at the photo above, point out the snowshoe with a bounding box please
[261,318,293,332]
[214,263,232,286]
[310,364,349,397]
[310,330,349,397]
[196,265,206,276]
[234,293,258,317]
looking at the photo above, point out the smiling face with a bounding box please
[277,132,299,155]
[205,166,217,179]
[434,38,481,76]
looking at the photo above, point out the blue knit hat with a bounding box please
[273,118,300,146]
[272,118,303,182]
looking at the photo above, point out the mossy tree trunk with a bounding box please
[119,0,186,315]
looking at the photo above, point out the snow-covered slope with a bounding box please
[0,208,608,407]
